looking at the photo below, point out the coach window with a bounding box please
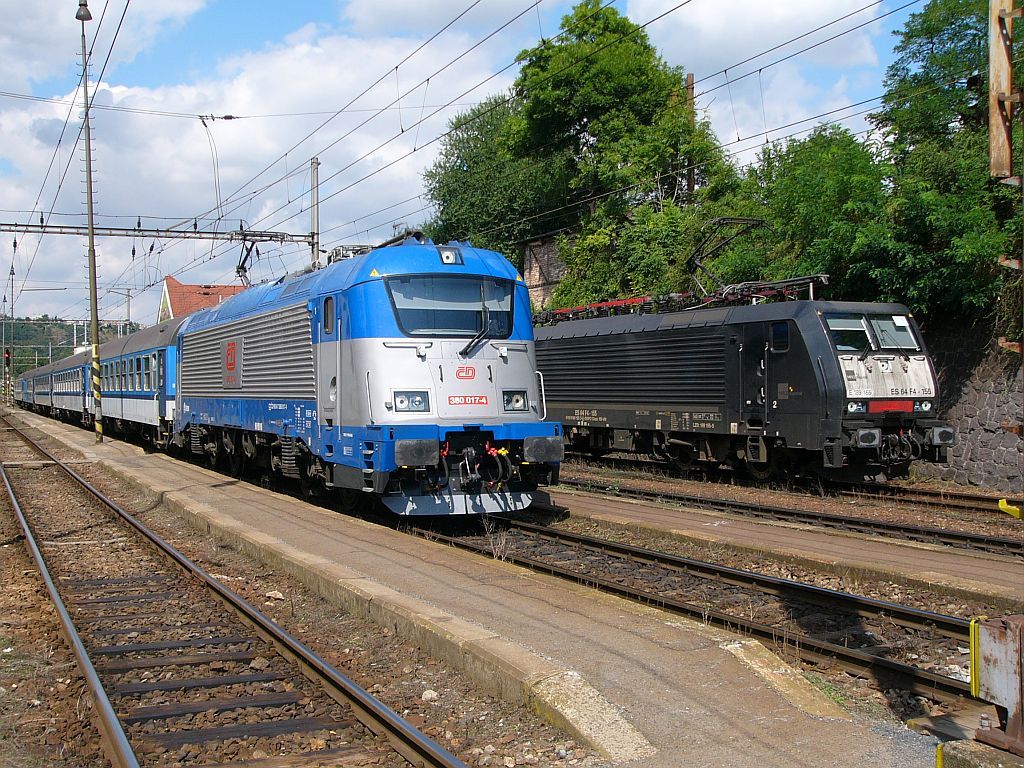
[136,357,143,390]
[323,297,334,335]
[144,356,151,391]
[770,322,789,353]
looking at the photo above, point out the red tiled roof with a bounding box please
[164,275,246,318]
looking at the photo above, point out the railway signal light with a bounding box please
[4,348,9,368]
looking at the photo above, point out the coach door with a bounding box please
[156,350,166,417]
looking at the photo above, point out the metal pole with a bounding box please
[2,295,6,402]
[9,264,14,403]
[311,156,320,269]
[686,72,695,199]
[78,1,102,442]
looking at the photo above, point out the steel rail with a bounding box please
[503,516,971,640]
[1,418,466,768]
[570,454,1022,514]
[0,464,140,768]
[558,477,1024,557]
[416,522,971,702]
[834,481,1023,512]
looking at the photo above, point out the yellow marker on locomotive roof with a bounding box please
[369,268,380,277]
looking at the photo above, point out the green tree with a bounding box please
[422,95,573,261]
[424,0,735,294]
[874,0,988,147]
[870,0,1016,328]
[717,126,890,302]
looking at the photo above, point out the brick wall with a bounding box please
[523,238,567,309]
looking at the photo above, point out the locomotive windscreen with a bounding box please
[386,276,513,338]
[537,329,726,406]
[824,313,919,354]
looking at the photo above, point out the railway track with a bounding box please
[836,480,1023,514]
[416,517,975,703]
[557,476,1024,558]
[569,454,1022,516]
[0,418,465,768]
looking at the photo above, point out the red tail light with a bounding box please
[868,399,913,413]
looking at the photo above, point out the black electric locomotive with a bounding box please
[535,299,955,478]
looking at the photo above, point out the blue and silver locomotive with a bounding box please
[17,234,563,515]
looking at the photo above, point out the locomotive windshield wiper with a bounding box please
[459,305,490,357]
[878,327,911,362]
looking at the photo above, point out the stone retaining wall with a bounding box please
[914,323,1022,494]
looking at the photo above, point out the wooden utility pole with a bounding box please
[989,0,1017,178]
[988,0,1023,442]
[686,72,695,199]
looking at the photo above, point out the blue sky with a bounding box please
[0,0,920,323]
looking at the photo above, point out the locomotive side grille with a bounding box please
[536,330,726,405]
[180,303,315,399]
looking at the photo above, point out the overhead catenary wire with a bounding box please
[0,90,482,120]
[257,0,917,240]
[191,0,906,274]
[203,0,699,251]
[18,0,132,302]
[43,0,940,319]
[77,0,568,308]
[319,58,993,258]
[162,0,489,234]
[692,0,922,101]
[84,0,627,305]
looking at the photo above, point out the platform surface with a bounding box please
[10,411,938,767]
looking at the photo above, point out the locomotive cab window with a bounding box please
[770,322,789,352]
[824,314,872,353]
[868,315,919,351]
[323,296,334,335]
[386,275,514,338]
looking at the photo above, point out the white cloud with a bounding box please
[0,0,207,92]
[625,0,885,166]
[0,6,521,323]
[630,0,881,77]
[0,0,897,325]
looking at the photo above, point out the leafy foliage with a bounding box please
[422,0,1021,333]
[423,96,574,261]
[5,318,135,376]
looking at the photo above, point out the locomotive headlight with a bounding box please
[846,401,867,414]
[914,400,933,412]
[503,390,529,412]
[394,390,429,412]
